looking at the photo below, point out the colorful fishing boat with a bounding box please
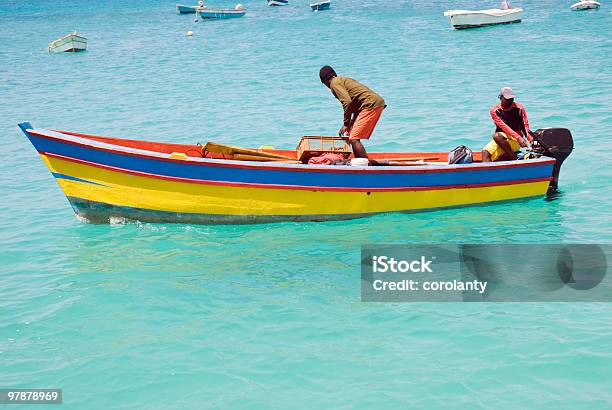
[310,0,331,11]
[18,123,572,225]
[48,32,87,53]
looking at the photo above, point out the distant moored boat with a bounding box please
[443,8,523,29]
[570,0,601,10]
[268,0,288,6]
[176,3,246,19]
[48,32,87,53]
[310,0,331,11]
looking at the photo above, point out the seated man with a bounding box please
[319,65,386,159]
[482,87,531,162]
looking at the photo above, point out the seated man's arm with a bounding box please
[518,103,532,142]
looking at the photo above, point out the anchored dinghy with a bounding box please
[443,8,523,29]
[48,32,87,53]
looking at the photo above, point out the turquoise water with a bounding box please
[1,0,612,407]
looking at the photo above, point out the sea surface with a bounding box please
[1,0,611,408]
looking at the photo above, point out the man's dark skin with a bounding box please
[323,77,368,158]
[482,95,528,162]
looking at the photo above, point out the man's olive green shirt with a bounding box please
[329,76,385,127]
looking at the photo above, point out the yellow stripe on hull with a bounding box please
[41,154,549,218]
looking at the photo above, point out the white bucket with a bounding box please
[350,158,369,167]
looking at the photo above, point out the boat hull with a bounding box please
[65,182,549,224]
[310,1,331,11]
[197,9,245,19]
[571,1,600,10]
[177,4,198,13]
[444,8,523,29]
[268,0,289,6]
[176,4,245,18]
[48,34,87,53]
[19,124,556,225]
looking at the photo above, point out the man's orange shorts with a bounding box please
[349,106,385,140]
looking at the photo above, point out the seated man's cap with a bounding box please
[500,86,515,99]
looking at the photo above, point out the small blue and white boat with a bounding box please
[268,0,288,6]
[177,4,246,18]
[310,0,331,11]
[197,6,245,19]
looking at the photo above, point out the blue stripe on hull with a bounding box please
[26,133,553,189]
[51,172,109,186]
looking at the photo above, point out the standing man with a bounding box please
[319,66,386,159]
[482,87,532,162]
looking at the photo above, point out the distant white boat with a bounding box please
[48,32,87,53]
[571,0,601,10]
[443,8,523,29]
[268,0,288,6]
[310,0,330,11]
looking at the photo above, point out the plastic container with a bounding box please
[350,158,369,167]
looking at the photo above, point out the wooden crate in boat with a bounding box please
[296,136,352,162]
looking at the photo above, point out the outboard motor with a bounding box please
[529,128,574,195]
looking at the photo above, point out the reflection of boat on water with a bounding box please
[443,8,523,29]
[18,122,573,225]
[176,3,246,19]
[571,0,601,10]
[310,0,331,11]
[48,32,87,53]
